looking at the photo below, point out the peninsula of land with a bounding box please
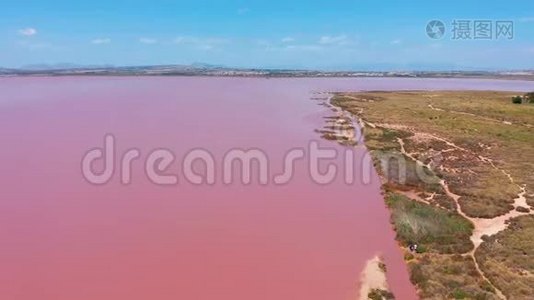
[325,91,534,299]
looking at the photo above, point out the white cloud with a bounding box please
[390,39,402,45]
[139,38,157,44]
[91,38,111,45]
[318,35,349,45]
[281,37,295,43]
[18,28,37,36]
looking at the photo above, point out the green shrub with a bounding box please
[451,289,468,299]
[416,244,427,254]
[409,263,426,286]
[512,96,523,104]
[379,262,387,272]
[516,206,530,213]
[368,289,395,300]
[386,193,473,254]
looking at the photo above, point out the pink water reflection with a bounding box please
[1,77,532,300]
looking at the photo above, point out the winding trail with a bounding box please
[427,101,534,128]
[323,92,534,299]
[394,127,533,300]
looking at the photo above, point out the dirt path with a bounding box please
[322,93,534,299]
[395,130,534,300]
[427,101,534,128]
[325,92,534,299]
[396,134,506,298]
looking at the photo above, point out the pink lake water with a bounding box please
[0,77,532,300]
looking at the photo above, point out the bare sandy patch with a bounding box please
[358,255,390,300]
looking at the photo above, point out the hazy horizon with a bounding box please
[4,62,534,72]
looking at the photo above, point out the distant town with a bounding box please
[1,64,534,80]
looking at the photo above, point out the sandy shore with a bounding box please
[358,255,390,300]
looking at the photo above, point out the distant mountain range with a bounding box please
[1,64,533,80]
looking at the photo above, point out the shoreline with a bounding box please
[1,73,534,81]
[358,255,394,300]
[324,90,534,299]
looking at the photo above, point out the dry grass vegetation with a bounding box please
[408,254,498,300]
[386,193,473,254]
[330,91,534,299]
[475,215,534,299]
[386,193,498,299]
[331,91,534,218]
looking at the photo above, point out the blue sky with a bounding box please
[1,0,533,70]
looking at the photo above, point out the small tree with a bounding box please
[525,92,534,104]
[512,96,523,104]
